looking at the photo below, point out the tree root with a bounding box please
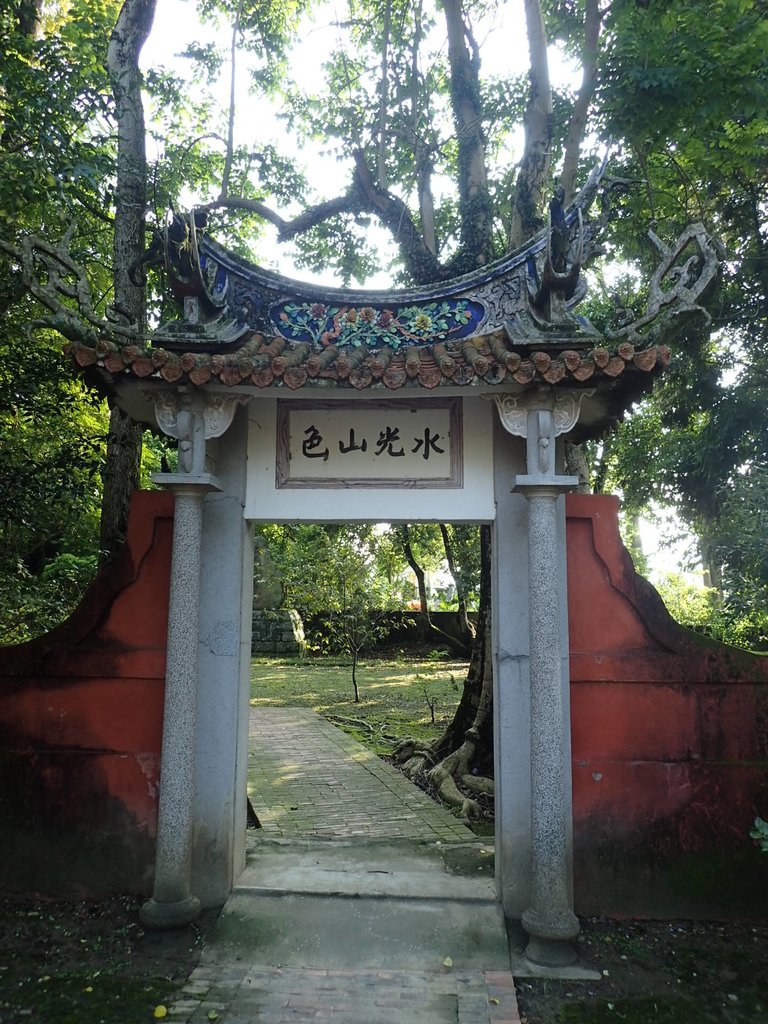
[429,742,483,818]
[391,737,436,779]
[391,733,493,820]
[461,774,494,796]
[325,714,373,734]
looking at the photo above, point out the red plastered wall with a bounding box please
[566,494,768,917]
[0,491,173,896]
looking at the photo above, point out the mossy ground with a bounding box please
[0,895,214,1024]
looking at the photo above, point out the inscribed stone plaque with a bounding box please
[276,399,462,488]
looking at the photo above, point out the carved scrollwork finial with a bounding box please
[605,223,719,345]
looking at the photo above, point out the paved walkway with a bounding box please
[246,707,476,843]
[166,708,520,1024]
[168,966,521,1023]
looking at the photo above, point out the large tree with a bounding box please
[581,0,768,647]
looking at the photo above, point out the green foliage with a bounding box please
[0,4,119,640]
[0,3,177,642]
[579,0,768,649]
[750,817,768,854]
[653,573,719,632]
[0,553,98,646]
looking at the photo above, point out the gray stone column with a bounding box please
[140,482,210,929]
[139,388,246,929]
[515,479,579,965]
[494,389,588,967]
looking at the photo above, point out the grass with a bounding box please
[249,652,469,755]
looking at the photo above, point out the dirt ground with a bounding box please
[0,894,765,1024]
[516,917,768,1024]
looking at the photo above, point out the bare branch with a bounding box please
[351,151,447,283]
[276,194,362,239]
[200,153,449,285]
[198,195,290,231]
[220,0,245,200]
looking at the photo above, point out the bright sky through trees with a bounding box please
[141,0,579,285]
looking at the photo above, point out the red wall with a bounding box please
[567,494,768,917]
[1,490,766,915]
[0,492,172,895]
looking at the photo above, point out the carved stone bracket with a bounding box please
[493,389,592,482]
[143,388,249,478]
[493,390,594,440]
[605,222,719,344]
[148,390,249,440]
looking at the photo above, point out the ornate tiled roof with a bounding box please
[67,332,668,393]
[3,159,713,439]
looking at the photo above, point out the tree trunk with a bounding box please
[564,441,591,493]
[15,0,43,38]
[99,407,144,558]
[400,524,470,656]
[509,0,552,249]
[560,0,601,205]
[351,647,360,703]
[699,532,724,597]
[100,0,156,563]
[431,525,492,767]
[442,0,493,268]
[439,523,474,641]
[400,524,432,626]
[394,527,493,818]
[376,0,392,190]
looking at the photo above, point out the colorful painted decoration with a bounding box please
[271,299,484,349]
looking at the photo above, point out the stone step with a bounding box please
[239,837,497,900]
[202,890,512,972]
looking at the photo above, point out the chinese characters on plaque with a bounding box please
[276,400,462,488]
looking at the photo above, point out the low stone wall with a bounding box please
[301,610,476,652]
[251,608,305,656]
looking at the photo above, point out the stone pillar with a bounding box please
[494,389,588,967]
[140,481,211,929]
[491,420,531,920]
[516,478,579,964]
[139,388,247,929]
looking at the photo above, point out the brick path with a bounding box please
[247,707,475,842]
[167,708,520,1023]
[170,966,520,1023]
